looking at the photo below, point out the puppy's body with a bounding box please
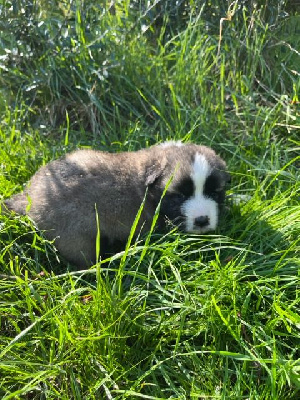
[4,142,230,266]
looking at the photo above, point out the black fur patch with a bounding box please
[159,193,185,228]
[175,177,194,198]
[204,172,226,205]
[158,176,196,228]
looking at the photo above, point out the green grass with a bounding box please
[0,1,299,399]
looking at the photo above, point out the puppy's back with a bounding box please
[3,148,152,266]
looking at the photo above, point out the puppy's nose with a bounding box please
[194,216,209,228]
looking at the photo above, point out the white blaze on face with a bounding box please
[181,153,218,232]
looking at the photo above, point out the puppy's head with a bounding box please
[147,142,230,233]
[178,151,230,232]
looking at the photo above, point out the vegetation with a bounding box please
[0,0,299,398]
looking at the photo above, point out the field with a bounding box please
[0,1,299,399]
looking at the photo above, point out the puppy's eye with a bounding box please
[213,187,224,193]
[210,187,225,198]
[175,178,194,198]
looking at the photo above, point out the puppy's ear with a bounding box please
[145,159,166,186]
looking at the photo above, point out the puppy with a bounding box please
[4,142,230,266]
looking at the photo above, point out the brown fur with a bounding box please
[4,143,228,266]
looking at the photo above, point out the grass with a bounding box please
[0,0,299,398]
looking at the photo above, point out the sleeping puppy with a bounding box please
[4,141,230,266]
